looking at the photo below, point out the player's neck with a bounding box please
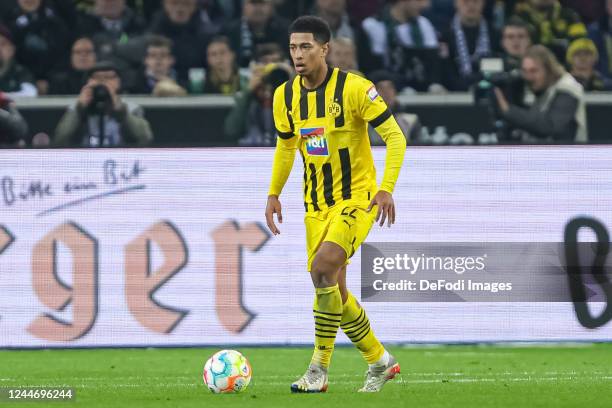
[301,64,330,90]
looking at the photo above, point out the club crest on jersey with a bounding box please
[301,127,329,156]
[328,101,342,118]
[367,85,379,101]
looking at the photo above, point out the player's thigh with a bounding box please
[305,212,331,272]
[324,201,375,260]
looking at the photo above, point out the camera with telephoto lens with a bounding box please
[88,84,112,114]
[473,58,525,142]
[262,63,291,89]
[474,69,524,107]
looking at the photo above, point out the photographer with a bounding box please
[54,61,153,147]
[224,44,292,146]
[494,45,587,143]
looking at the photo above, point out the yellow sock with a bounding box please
[340,291,384,364]
[311,284,342,368]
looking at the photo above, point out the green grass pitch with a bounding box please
[1,344,611,407]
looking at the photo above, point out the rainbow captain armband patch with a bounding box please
[367,85,379,101]
[301,127,329,156]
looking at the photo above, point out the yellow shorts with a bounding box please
[305,199,377,272]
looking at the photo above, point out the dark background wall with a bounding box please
[15,95,612,147]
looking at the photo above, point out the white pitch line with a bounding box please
[10,375,612,389]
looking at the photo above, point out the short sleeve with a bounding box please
[272,82,295,139]
[354,76,393,128]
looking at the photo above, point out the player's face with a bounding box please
[289,33,328,76]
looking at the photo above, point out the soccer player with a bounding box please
[265,16,407,393]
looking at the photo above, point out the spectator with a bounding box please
[78,0,146,63]
[312,0,373,71]
[512,0,587,62]
[0,25,37,97]
[150,0,212,83]
[328,37,362,74]
[566,38,612,91]
[440,0,499,91]
[501,17,533,71]
[313,0,356,39]
[0,91,28,146]
[54,61,153,147]
[200,35,248,95]
[49,0,80,29]
[273,0,314,21]
[130,35,186,95]
[362,0,444,92]
[559,0,604,25]
[367,70,418,145]
[197,0,233,34]
[422,0,455,33]
[126,0,162,21]
[49,37,97,95]
[7,0,71,93]
[222,0,289,67]
[224,59,292,146]
[588,0,612,79]
[253,42,287,64]
[494,45,587,143]
[346,0,384,23]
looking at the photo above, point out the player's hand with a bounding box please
[367,190,395,228]
[265,195,283,235]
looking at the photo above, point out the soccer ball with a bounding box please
[203,349,252,393]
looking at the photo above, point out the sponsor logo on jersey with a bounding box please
[301,127,329,156]
[367,85,379,101]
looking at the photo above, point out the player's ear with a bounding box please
[321,42,329,58]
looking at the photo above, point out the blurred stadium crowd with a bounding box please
[0,0,610,147]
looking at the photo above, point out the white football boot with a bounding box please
[358,353,400,392]
[290,364,329,393]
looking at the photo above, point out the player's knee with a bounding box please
[310,243,346,287]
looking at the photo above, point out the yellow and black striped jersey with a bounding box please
[268,67,406,212]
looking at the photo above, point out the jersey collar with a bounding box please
[299,66,335,93]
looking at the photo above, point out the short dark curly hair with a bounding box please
[288,16,331,45]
